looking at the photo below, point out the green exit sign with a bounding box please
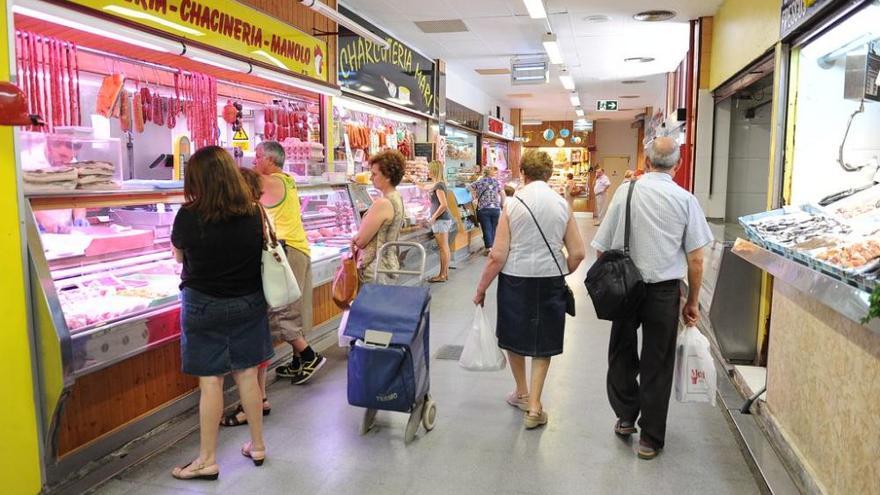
[597,100,619,111]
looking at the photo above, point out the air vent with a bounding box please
[507,93,534,98]
[414,19,469,33]
[619,95,640,99]
[584,14,611,23]
[624,57,655,63]
[621,80,646,85]
[511,56,549,86]
[475,68,511,75]
[633,10,676,22]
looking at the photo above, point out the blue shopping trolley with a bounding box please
[343,241,436,443]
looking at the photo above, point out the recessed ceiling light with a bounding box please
[584,14,611,23]
[619,95,640,99]
[624,57,655,63]
[621,80,646,84]
[633,10,676,22]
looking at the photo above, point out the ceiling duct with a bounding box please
[510,56,549,86]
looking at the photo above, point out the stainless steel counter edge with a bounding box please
[731,238,880,334]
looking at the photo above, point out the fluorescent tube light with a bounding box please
[516,75,548,81]
[523,0,548,19]
[252,66,341,97]
[522,119,542,125]
[187,46,252,73]
[12,2,185,54]
[300,0,391,49]
[559,73,575,90]
[569,93,581,106]
[542,33,564,64]
[334,97,416,123]
[252,50,289,70]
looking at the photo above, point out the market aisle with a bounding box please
[93,220,759,495]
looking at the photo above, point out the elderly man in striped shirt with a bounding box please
[591,136,714,461]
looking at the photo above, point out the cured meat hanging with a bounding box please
[181,70,218,149]
[14,30,81,132]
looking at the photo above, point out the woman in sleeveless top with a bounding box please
[473,150,586,430]
[351,150,406,283]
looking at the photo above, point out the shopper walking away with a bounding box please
[468,165,505,255]
[253,141,324,386]
[591,136,713,460]
[170,147,272,480]
[593,168,611,226]
[220,168,274,426]
[425,160,454,282]
[473,150,585,429]
[563,173,577,211]
[352,150,406,283]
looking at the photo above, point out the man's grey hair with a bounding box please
[645,138,681,169]
[257,141,286,168]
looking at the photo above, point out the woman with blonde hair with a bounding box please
[425,160,454,283]
[473,150,585,429]
[170,146,272,480]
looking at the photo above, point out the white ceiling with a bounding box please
[340,0,723,121]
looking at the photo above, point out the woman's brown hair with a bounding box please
[369,149,406,186]
[184,146,256,222]
[520,150,554,182]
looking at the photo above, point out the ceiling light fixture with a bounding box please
[624,57,655,63]
[584,15,611,23]
[522,0,548,19]
[569,93,581,106]
[511,56,550,85]
[522,119,543,126]
[559,70,575,91]
[187,46,253,73]
[252,66,341,98]
[633,10,676,22]
[575,108,585,117]
[542,33,564,64]
[300,0,391,49]
[12,2,185,54]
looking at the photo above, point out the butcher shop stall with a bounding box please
[7,0,362,490]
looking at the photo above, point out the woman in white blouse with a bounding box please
[473,150,585,429]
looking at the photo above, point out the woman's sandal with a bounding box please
[171,460,219,481]
[220,399,271,427]
[241,441,266,467]
[428,275,447,283]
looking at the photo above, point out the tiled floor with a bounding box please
[92,220,759,495]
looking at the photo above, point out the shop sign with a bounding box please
[484,115,514,140]
[337,6,436,116]
[597,99,618,111]
[780,0,838,38]
[67,0,328,81]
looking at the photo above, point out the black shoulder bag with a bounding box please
[515,196,576,317]
[584,181,645,321]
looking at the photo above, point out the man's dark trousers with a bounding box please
[607,280,681,449]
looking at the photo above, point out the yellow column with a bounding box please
[0,0,44,491]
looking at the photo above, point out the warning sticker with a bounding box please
[233,128,249,141]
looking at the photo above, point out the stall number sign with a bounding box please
[485,116,514,140]
[232,128,249,151]
[597,100,619,111]
[70,0,328,81]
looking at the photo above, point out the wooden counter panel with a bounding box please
[57,341,197,457]
[312,282,342,327]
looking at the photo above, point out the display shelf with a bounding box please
[732,238,880,334]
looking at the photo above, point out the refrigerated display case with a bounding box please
[19,131,124,194]
[299,184,358,264]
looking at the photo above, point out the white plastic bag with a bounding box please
[337,309,352,348]
[674,326,717,406]
[459,306,506,371]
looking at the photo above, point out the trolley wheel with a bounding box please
[361,408,377,435]
[404,402,424,444]
[422,398,437,431]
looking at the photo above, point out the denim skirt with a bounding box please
[496,273,567,357]
[180,287,274,376]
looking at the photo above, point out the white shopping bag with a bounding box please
[459,306,506,371]
[673,326,717,406]
[337,309,352,348]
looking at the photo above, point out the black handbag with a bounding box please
[584,181,645,321]
[515,197,576,317]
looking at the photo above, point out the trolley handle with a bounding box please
[374,241,427,280]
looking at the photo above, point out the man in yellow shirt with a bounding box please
[255,141,324,385]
